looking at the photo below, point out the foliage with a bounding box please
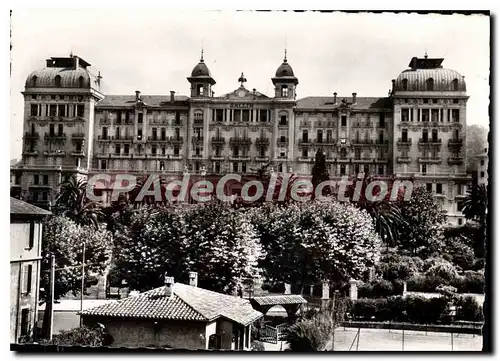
[398,186,446,258]
[287,312,332,351]
[376,253,423,282]
[40,216,113,302]
[249,200,382,291]
[311,149,331,198]
[456,296,484,322]
[112,202,264,294]
[462,183,488,227]
[351,295,452,324]
[53,175,104,228]
[251,340,265,351]
[358,279,396,298]
[442,236,476,271]
[41,325,113,347]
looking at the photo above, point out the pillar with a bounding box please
[284,283,291,295]
[349,279,358,301]
[321,280,330,310]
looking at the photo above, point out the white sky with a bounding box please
[9,10,490,158]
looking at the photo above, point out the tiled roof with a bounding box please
[81,283,263,326]
[296,96,392,110]
[251,295,308,306]
[11,197,52,216]
[96,95,189,108]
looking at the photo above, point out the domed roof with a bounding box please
[275,60,295,78]
[190,60,212,77]
[25,67,94,88]
[393,56,466,92]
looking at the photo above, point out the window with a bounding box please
[422,109,429,122]
[259,110,268,122]
[340,148,347,158]
[138,113,144,124]
[327,130,333,143]
[302,148,308,158]
[55,75,62,87]
[453,99,459,104]
[340,165,346,175]
[378,166,384,175]
[115,127,120,139]
[174,146,180,155]
[78,76,84,88]
[242,163,247,173]
[378,133,384,144]
[401,108,410,122]
[341,116,347,127]
[152,128,157,140]
[317,130,323,143]
[364,165,370,174]
[102,127,108,139]
[58,124,63,136]
[101,160,107,170]
[175,111,181,124]
[162,147,166,156]
[242,110,250,122]
[480,171,485,178]
[195,147,200,156]
[76,104,84,117]
[458,218,463,225]
[355,164,360,174]
[76,142,82,152]
[34,175,39,185]
[28,221,35,249]
[281,85,288,97]
[43,175,48,185]
[457,201,464,212]
[58,104,66,117]
[215,162,221,173]
[436,183,442,194]
[259,147,265,158]
[30,104,38,116]
[280,136,286,143]
[233,162,238,172]
[32,76,37,87]
[20,308,29,337]
[426,183,432,192]
[115,144,120,154]
[124,144,129,155]
[422,129,428,142]
[402,129,408,142]
[196,84,204,96]
[422,164,427,174]
[451,109,459,122]
[152,146,157,155]
[280,115,287,125]
[379,113,385,127]
[160,161,165,170]
[161,128,166,140]
[402,78,408,90]
[302,130,308,143]
[452,78,459,91]
[137,129,143,140]
[480,160,485,166]
[354,148,361,159]
[432,129,438,142]
[49,104,57,117]
[22,264,33,294]
[426,78,434,91]
[194,111,203,123]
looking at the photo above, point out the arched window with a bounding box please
[55,75,62,87]
[32,76,37,87]
[402,79,408,91]
[452,78,459,91]
[194,110,204,124]
[78,76,84,88]
[426,78,434,91]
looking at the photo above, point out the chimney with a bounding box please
[391,79,395,91]
[73,56,79,70]
[352,92,357,104]
[164,273,174,297]
[170,91,175,102]
[333,92,337,104]
[189,272,198,287]
[135,90,141,101]
[284,283,291,295]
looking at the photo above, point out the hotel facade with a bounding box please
[11,52,470,224]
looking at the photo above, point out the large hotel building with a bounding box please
[11,52,470,224]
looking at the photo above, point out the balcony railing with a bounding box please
[230,137,252,146]
[448,139,464,146]
[419,138,442,145]
[44,133,67,142]
[374,140,389,146]
[147,136,168,142]
[71,150,85,157]
[448,157,464,165]
[169,136,184,144]
[276,138,289,146]
[396,156,412,163]
[418,157,442,163]
[210,155,225,160]
[24,132,40,140]
[397,138,412,145]
[22,149,39,156]
[255,156,269,162]
[191,136,204,144]
[71,133,85,140]
[211,137,226,145]
[351,139,373,145]
[255,137,270,146]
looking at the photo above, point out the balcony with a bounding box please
[169,136,184,144]
[43,150,66,157]
[230,137,252,146]
[397,138,412,146]
[448,157,464,165]
[418,157,442,164]
[71,150,85,157]
[229,155,251,161]
[24,132,40,140]
[300,121,311,128]
[210,155,225,161]
[396,156,412,163]
[191,136,204,144]
[448,139,464,147]
[352,157,373,163]
[22,149,39,156]
[170,154,182,160]
[278,122,288,129]
[44,133,67,142]
[276,138,289,147]
[351,139,373,146]
[112,135,134,141]
[255,156,269,162]
[211,137,226,145]
[192,154,202,159]
[193,119,204,127]
[72,133,85,140]
[255,137,270,146]
[147,136,168,143]
[297,157,313,162]
[374,140,389,146]
[298,140,311,146]
[98,135,110,141]
[419,138,442,145]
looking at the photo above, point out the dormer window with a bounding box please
[426,78,434,91]
[32,76,37,87]
[78,76,84,88]
[452,78,459,91]
[55,75,61,87]
[402,79,408,91]
[281,85,288,97]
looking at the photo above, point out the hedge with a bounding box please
[351,294,483,324]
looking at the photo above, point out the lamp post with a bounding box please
[79,240,86,327]
[332,289,339,351]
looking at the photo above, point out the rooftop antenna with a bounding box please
[284,35,288,62]
[200,38,204,62]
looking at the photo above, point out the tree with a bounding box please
[54,175,103,229]
[311,149,331,198]
[111,202,264,294]
[287,311,332,351]
[462,183,488,227]
[397,186,446,258]
[250,200,382,291]
[40,216,113,302]
[42,325,113,347]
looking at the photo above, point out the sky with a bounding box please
[9,10,490,159]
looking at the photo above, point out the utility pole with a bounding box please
[80,241,86,327]
[331,289,339,351]
[48,254,55,341]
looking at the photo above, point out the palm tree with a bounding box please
[462,183,488,227]
[54,175,103,229]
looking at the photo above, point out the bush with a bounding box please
[287,312,332,351]
[42,325,112,347]
[251,340,265,351]
[456,296,484,322]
